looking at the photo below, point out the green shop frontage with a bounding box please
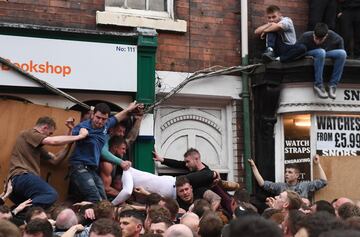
[0,24,157,201]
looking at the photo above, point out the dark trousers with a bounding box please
[10,173,58,209]
[338,8,360,58]
[308,0,337,30]
[266,32,307,63]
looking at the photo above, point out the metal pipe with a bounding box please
[240,0,253,193]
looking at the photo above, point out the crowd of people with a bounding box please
[0,2,359,236]
[255,1,360,100]
[1,100,360,237]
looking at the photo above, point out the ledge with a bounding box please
[96,11,187,33]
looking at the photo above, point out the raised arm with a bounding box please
[114,101,141,123]
[125,114,143,145]
[248,159,265,187]
[313,154,327,181]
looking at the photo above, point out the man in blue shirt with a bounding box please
[68,101,140,202]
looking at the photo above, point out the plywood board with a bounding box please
[0,99,80,202]
[314,156,360,202]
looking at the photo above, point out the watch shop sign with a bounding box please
[316,115,360,156]
[0,34,137,92]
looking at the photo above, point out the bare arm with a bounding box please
[60,224,85,237]
[313,154,327,181]
[100,162,120,197]
[126,114,143,146]
[42,128,88,146]
[248,159,265,187]
[255,22,272,35]
[263,22,284,33]
[114,101,141,123]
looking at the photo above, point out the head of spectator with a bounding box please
[284,164,301,185]
[0,219,21,237]
[269,212,285,227]
[80,108,93,122]
[90,218,121,237]
[145,193,162,210]
[24,219,53,237]
[319,229,360,237]
[227,215,282,237]
[302,198,311,207]
[282,209,306,237]
[273,190,302,212]
[149,216,173,236]
[183,148,202,171]
[311,200,335,216]
[262,208,282,219]
[164,224,193,237]
[92,103,111,129]
[0,205,12,220]
[295,211,345,237]
[345,216,360,231]
[55,208,78,231]
[313,23,329,45]
[145,205,171,231]
[159,197,179,222]
[25,207,47,223]
[265,5,282,24]
[198,211,223,237]
[109,121,128,137]
[180,212,199,235]
[191,199,211,218]
[109,135,127,158]
[332,197,353,216]
[176,176,194,206]
[34,116,56,137]
[231,188,258,217]
[118,210,145,237]
[95,200,114,219]
[338,202,360,220]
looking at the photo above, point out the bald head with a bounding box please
[164,224,193,237]
[55,208,78,230]
[180,212,199,233]
[334,197,353,210]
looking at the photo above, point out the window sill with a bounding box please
[96,11,187,33]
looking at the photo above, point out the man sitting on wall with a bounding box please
[248,155,327,199]
[298,23,347,99]
[255,5,306,63]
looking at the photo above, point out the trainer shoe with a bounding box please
[314,85,328,99]
[262,48,276,63]
[328,85,337,99]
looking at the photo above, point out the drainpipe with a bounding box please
[240,0,253,193]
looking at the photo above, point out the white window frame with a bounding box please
[97,0,187,32]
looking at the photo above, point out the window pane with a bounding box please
[127,0,146,10]
[149,0,167,11]
[106,0,125,7]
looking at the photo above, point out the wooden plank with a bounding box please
[0,99,80,202]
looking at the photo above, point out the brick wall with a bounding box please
[0,1,104,29]
[249,0,309,60]
[156,0,242,72]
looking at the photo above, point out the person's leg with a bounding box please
[323,0,337,30]
[306,48,326,87]
[339,9,353,57]
[279,43,307,63]
[262,33,278,62]
[69,166,103,202]
[326,49,347,86]
[265,32,277,49]
[307,0,327,30]
[91,170,107,200]
[353,9,360,58]
[306,48,328,98]
[10,173,58,209]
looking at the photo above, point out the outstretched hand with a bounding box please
[152,150,164,163]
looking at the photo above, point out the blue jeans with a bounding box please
[10,173,58,209]
[266,32,306,62]
[69,164,106,202]
[306,48,347,87]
